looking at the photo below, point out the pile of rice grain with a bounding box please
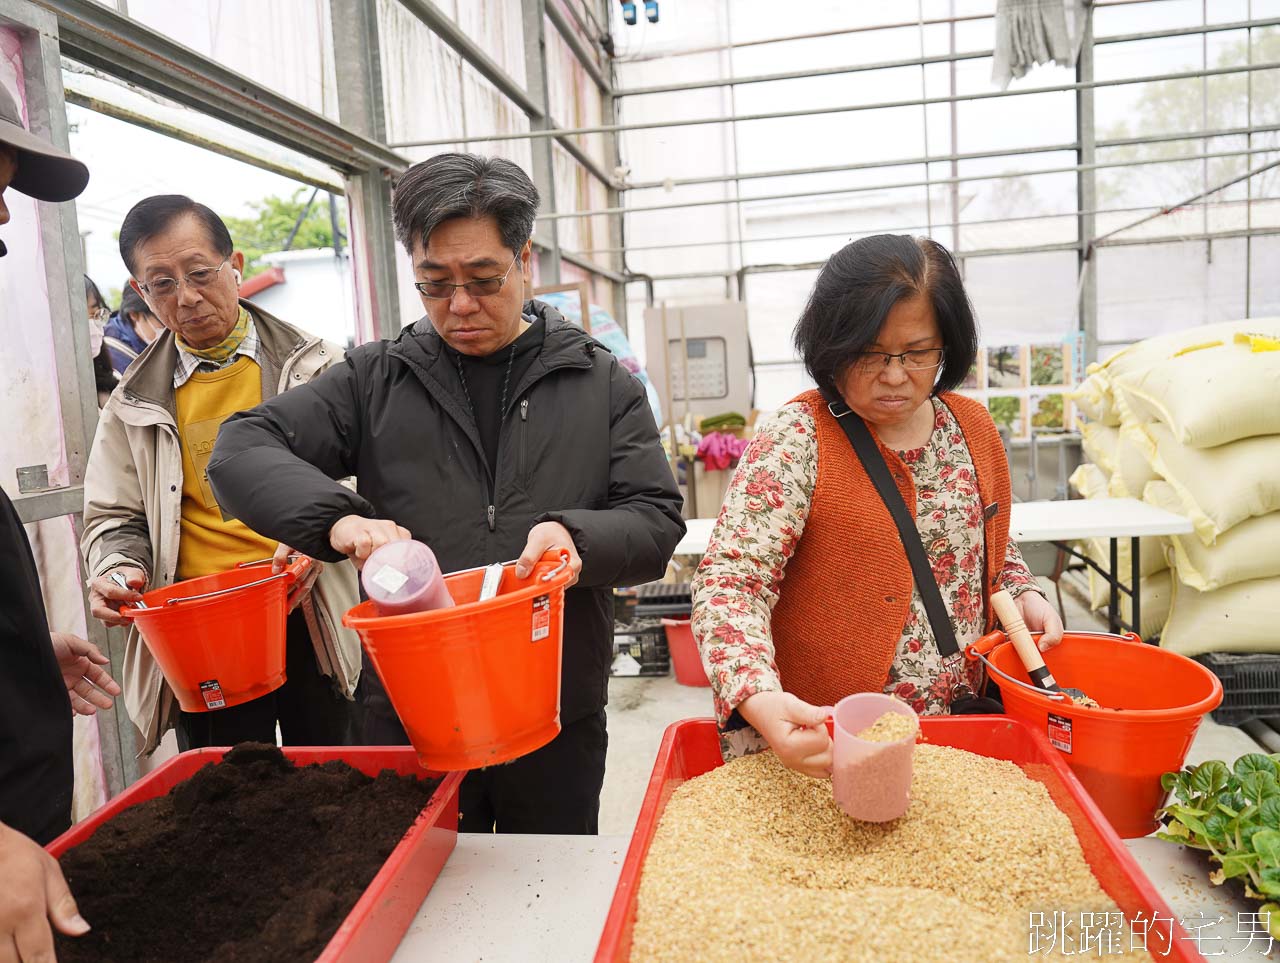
[632,745,1145,962]
[856,711,918,743]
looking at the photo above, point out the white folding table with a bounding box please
[674,499,1193,639]
[1010,498,1193,638]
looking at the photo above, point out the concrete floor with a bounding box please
[598,575,1264,836]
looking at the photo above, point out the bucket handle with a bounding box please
[161,571,288,606]
[446,551,572,583]
[967,647,1072,703]
[160,556,310,607]
[540,551,572,582]
[966,627,1141,660]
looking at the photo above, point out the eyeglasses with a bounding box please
[851,348,945,374]
[139,257,231,299]
[414,255,519,300]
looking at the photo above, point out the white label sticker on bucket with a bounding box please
[370,564,409,595]
[199,679,227,710]
[531,594,551,642]
[1047,712,1073,754]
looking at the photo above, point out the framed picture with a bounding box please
[1029,342,1071,387]
[986,344,1026,389]
[1029,391,1070,432]
[961,354,984,391]
[988,394,1027,440]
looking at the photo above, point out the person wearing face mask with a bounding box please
[80,195,363,756]
[84,275,118,406]
[207,153,685,835]
[102,283,164,377]
[0,79,122,960]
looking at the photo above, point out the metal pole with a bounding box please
[395,0,614,190]
[330,0,401,341]
[524,0,561,285]
[62,87,346,192]
[599,0,627,329]
[560,248,626,283]
[546,0,609,93]
[567,196,1272,257]
[542,143,1280,222]
[5,0,138,796]
[36,0,406,171]
[1099,225,1280,248]
[949,0,959,254]
[396,0,540,115]
[1090,156,1280,250]
[390,60,1280,148]
[329,193,344,259]
[626,222,1280,284]
[1077,9,1098,367]
[612,17,1280,97]
[1247,1,1255,317]
[613,0,1165,63]
[623,121,1280,193]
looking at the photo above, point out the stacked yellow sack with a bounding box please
[1118,331,1280,658]
[1067,462,1171,639]
[1071,319,1280,429]
[1070,321,1280,657]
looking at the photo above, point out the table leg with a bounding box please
[1131,535,1142,642]
[1108,537,1119,634]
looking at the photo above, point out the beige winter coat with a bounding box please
[81,302,362,754]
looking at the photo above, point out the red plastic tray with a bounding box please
[595,717,1202,963]
[47,747,463,963]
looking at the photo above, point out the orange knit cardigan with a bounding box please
[769,389,1013,708]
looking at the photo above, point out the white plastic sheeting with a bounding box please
[0,28,106,820]
[122,0,340,121]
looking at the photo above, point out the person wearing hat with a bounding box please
[0,78,117,959]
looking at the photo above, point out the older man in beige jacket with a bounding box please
[82,194,360,754]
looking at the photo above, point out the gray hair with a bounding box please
[391,153,540,256]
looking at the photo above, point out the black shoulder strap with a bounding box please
[823,394,960,658]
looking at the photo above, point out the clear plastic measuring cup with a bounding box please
[831,693,919,822]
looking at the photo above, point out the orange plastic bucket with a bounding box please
[970,629,1223,838]
[343,552,573,771]
[120,556,310,713]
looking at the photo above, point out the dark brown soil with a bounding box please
[56,743,441,962]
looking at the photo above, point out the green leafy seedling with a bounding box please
[1158,752,1280,904]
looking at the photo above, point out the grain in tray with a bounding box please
[632,744,1149,962]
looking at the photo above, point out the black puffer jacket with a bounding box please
[209,301,685,722]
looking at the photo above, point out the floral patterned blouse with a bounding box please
[692,397,1042,731]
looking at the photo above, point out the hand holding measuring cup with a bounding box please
[831,693,920,822]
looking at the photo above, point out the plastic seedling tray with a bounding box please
[595,717,1202,963]
[47,747,462,963]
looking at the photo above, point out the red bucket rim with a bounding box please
[119,558,303,621]
[343,552,573,629]
[985,630,1223,719]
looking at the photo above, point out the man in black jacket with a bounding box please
[209,153,684,834]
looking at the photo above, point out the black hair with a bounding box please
[793,234,979,397]
[118,284,153,324]
[84,275,109,313]
[84,275,116,395]
[118,195,233,275]
[391,153,540,256]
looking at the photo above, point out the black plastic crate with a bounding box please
[1195,652,1280,726]
[612,619,670,677]
[634,581,692,618]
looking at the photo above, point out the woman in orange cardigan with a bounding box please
[691,234,1064,777]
